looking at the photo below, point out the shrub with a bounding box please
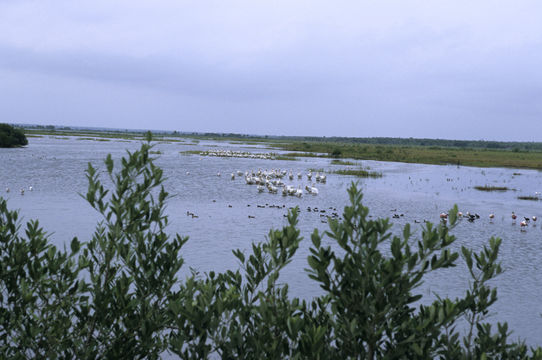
[0,123,28,148]
[330,148,342,157]
[1,137,541,359]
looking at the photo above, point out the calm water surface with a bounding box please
[1,136,542,346]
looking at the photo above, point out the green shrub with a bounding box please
[1,136,541,359]
[0,123,28,147]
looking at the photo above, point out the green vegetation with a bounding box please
[518,196,539,201]
[272,142,542,170]
[474,186,510,192]
[333,168,383,178]
[274,155,297,161]
[18,124,542,169]
[179,150,201,155]
[0,123,28,147]
[1,139,540,358]
[330,159,356,166]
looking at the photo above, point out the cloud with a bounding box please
[1,1,542,139]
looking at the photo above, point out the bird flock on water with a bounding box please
[436,210,538,232]
[200,149,278,160]
[235,168,326,197]
[5,186,33,195]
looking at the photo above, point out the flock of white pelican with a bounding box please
[200,149,278,160]
[233,168,326,197]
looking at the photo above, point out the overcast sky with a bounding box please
[1,1,541,140]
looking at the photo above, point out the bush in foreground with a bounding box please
[0,123,28,148]
[1,137,541,359]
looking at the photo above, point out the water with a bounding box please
[1,136,542,346]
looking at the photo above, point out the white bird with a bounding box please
[231,173,235,180]
[29,186,33,191]
[5,187,9,193]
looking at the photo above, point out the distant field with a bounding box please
[271,142,542,170]
[22,127,542,170]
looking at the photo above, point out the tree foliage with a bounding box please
[0,123,28,148]
[1,138,541,359]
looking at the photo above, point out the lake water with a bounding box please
[1,136,542,346]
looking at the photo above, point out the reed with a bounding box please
[517,196,539,201]
[331,159,356,166]
[333,168,383,178]
[474,185,509,192]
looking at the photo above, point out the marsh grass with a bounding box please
[333,168,383,178]
[179,150,201,155]
[331,159,356,166]
[274,155,298,161]
[517,196,539,201]
[271,142,542,170]
[474,185,510,192]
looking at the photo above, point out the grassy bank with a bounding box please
[474,186,510,192]
[270,142,542,170]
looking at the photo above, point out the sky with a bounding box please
[0,1,541,140]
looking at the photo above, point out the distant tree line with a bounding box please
[0,123,28,148]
